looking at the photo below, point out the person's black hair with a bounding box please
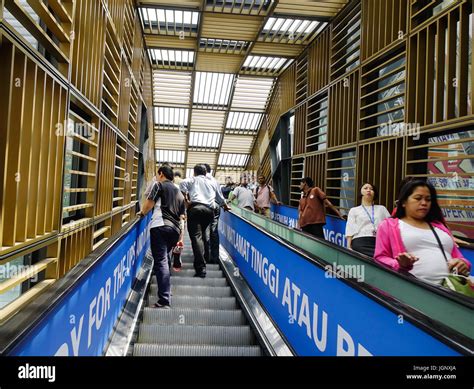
[359,182,378,202]
[203,163,212,174]
[174,171,181,178]
[301,177,314,188]
[158,165,174,181]
[194,164,207,176]
[394,180,444,223]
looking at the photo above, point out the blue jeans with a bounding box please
[150,226,180,306]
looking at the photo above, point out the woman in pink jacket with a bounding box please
[374,180,471,285]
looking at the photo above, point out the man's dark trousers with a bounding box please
[187,204,214,275]
[208,207,220,263]
[150,225,180,306]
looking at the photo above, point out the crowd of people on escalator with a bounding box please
[138,163,473,305]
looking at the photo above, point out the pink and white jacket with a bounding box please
[374,218,471,272]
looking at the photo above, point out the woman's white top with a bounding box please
[345,205,390,238]
[399,220,452,284]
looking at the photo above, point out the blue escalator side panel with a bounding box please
[219,211,460,356]
[11,215,151,356]
[270,204,347,247]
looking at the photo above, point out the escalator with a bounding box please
[132,234,263,356]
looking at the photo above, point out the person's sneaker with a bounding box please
[193,272,206,278]
[153,302,171,309]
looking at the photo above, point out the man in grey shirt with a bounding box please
[180,164,230,277]
[229,176,255,211]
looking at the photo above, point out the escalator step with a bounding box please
[142,307,246,326]
[170,277,227,287]
[138,325,255,346]
[133,344,262,356]
[148,295,237,309]
[178,263,220,271]
[171,269,223,278]
[150,284,232,297]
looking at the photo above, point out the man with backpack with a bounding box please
[253,174,281,217]
[137,165,186,308]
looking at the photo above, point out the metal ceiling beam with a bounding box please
[213,0,279,172]
[182,0,206,173]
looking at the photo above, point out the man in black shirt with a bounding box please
[138,165,185,308]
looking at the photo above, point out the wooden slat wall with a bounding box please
[3,0,74,76]
[0,0,154,319]
[290,157,305,206]
[326,149,357,211]
[362,0,408,61]
[293,103,306,155]
[409,0,461,31]
[306,91,328,153]
[330,1,361,81]
[304,153,326,191]
[118,56,132,136]
[95,121,117,217]
[250,0,473,236]
[295,54,308,105]
[266,82,282,139]
[70,0,106,108]
[308,27,330,96]
[357,138,404,208]
[259,149,271,180]
[102,18,121,126]
[279,62,296,114]
[59,225,92,277]
[360,47,406,140]
[122,0,135,66]
[407,3,472,127]
[0,38,66,256]
[62,110,99,228]
[104,0,125,44]
[328,70,359,148]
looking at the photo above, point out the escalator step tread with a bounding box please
[150,284,232,297]
[133,344,262,356]
[178,263,220,270]
[169,277,228,286]
[171,269,223,278]
[138,324,255,345]
[148,295,237,309]
[142,307,246,325]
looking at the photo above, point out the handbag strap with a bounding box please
[428,223,448,263]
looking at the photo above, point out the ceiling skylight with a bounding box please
[226,112,264,133]
[260,17,327,43]
[193,72,235,109]
[242,55,291,74]
[139,8,199,36]
[148,49,195,69]
[156,150,186,164]
[231,76,275,112]
[189,132,221,149]
[218,153,249,167]
[154,107,189,130]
